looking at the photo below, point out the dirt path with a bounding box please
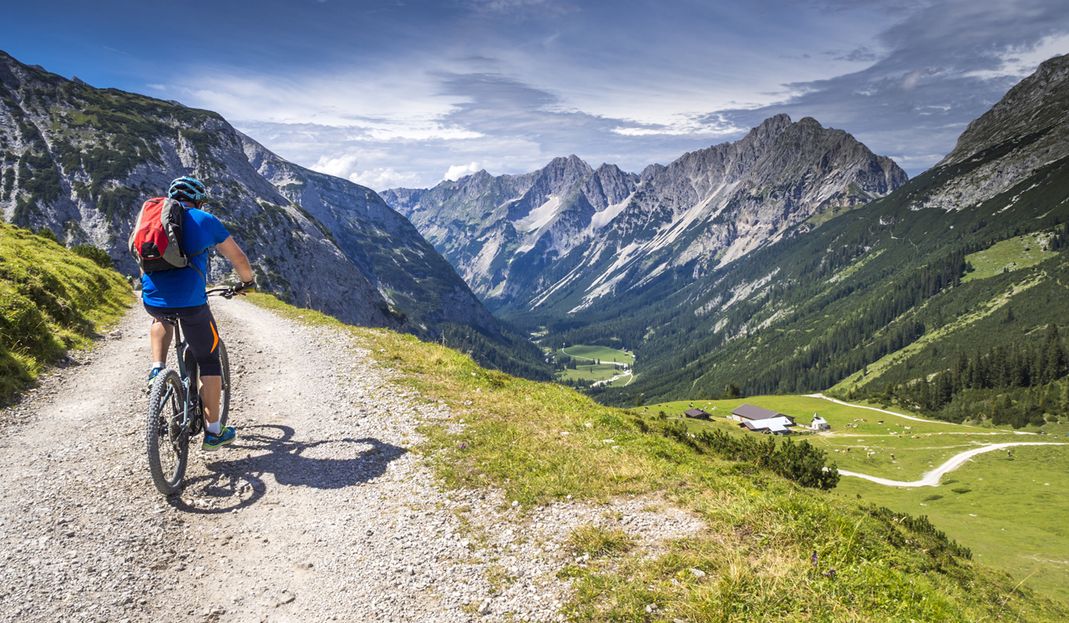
[838,442,1068,487]
[804,393,943,423]
[0,298,698,622]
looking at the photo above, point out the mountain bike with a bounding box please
[145,286,241,496]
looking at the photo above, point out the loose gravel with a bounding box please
[0,298,702,622]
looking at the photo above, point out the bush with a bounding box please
[71,244,114,269]
[659,421,840,489]
[34,227,58,242]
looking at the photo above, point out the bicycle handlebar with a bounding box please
[206,281,255,300]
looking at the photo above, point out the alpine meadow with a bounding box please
[2,2,1069,621]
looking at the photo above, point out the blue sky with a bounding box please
[4,0,1068,189]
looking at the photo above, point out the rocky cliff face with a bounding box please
[385,115,906,314]
[919,53,1069,211]
[0,50,543,375]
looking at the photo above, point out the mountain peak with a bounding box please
[757,113,793,130]
[940,53,1069,168]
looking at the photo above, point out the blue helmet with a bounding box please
[167,176,208,203]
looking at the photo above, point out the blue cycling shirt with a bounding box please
[141,205,231,308]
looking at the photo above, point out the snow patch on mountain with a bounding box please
[590,193,635,230]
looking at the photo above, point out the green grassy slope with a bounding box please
[962,233,1057,283]
[251,292,1068,622]
[0,223,131,402]
[649,394,1069,603]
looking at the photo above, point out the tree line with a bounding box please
[875,324,1068,426]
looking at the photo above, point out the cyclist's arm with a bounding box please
[215,236,255,284]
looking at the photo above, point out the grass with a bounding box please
[249,291,1069,622]
[560,344,634,365]
[558,363,623,382]
[963,233,1057,283]
[567,525,635,558]
[0,223,132,402]
[835,445,1069,603]
[557,343,634,386]
[649,394,1069,604]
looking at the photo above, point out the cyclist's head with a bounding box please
[167,176,208,205]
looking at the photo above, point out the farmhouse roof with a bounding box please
[684,408,710,417]
[740,416,795,430]
[731,404,783,420]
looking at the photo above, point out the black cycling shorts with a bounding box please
[144,303,222,376]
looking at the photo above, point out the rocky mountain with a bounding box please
[0,50,548,378]
[591,53,1069,411]
[385,115,906,314]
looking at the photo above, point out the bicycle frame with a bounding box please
[159,317,203,440]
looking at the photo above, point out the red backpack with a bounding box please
[128,197,190,273]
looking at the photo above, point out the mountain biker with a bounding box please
[141,176,255,451]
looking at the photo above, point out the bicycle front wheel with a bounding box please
[146,369,189,495]
[218,340,230,428]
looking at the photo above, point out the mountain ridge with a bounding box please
[593,53,1069,412]
[0,49,548,379]
[384,114,906,315]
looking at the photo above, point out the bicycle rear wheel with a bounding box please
[146,369,189,495]
[218,340,230,428]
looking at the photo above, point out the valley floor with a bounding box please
[648,394,1069,603]
[837,441,1067,486]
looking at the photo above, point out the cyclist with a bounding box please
[141,176,255,451]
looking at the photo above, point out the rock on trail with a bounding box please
[0,298,699,622]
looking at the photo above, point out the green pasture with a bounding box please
[559,344,634,365]
[963,233,1057,283]
[836,445,1069,602]
[556,344,634,386]
[647,393,1069,603]
[558,363,623,383]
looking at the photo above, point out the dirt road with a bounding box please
[838,442,1068,487]
[0,298,698,623]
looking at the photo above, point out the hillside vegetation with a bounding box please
[650,394,1069,601]
[0,223,130,402]
[250,292,1068,622]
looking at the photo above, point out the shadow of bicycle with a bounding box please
[168,424,406,514]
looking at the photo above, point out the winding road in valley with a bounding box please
[838,442,1068,487]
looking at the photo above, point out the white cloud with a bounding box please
[310,153,361,178]
[964,32,1069,79]
[177,59,470,136]
[443,162,482,181]
[308,154,420,190]
[348,168,421,191]
[612,113,741,137]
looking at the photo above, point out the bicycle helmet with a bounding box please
[167,176,208,203]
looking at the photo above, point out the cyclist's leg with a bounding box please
[177,305,225,428]
[149,318,173,365]
[143,304,175,380]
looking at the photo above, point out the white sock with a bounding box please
[151,361,165,370]
[206,420,222,435]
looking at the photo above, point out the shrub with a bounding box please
[659,421,840,489]
[71,244,114,269]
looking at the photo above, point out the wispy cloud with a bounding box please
[150,0,1069,188]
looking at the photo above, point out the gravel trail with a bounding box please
[0,298,699,622]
